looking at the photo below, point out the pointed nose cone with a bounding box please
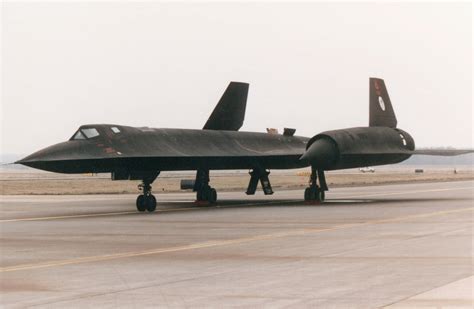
[15,144,60,164]
[300,138,338,168]
[15,151,45,165]
[15,149,53,169]
[15,142,76,172]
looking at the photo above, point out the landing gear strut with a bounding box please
[136,172,159,212]
[194,169,217,204]
[304,167,328,203]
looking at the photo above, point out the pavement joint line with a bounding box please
[1,206,472,273]
[0,186,472,223]
[381,275,474,308]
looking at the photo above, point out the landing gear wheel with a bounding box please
[310,187,318,200]
[304,188,310,201]
[304,167,328,203]
[304,187,325,203]
[194,169,218,204]
[318,190,325,202]
[197,189,208,202]
[304,187,318,201]
[196,186,217,204]
[135,173,159,212]
[136,195,146,212]
[209,188,217,204]
[146,194,157,212]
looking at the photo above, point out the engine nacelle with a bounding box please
[302,127,415,170]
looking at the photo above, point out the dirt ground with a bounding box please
[1,167,472,195]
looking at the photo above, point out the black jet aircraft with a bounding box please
[17,78,472,212]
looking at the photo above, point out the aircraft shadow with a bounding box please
[152,197,471,213]
[9,197,466,222]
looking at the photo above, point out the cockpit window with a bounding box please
[111,127,121,134]
[73,131,86,140]
[71,128,100,140]
[82,128,100,139]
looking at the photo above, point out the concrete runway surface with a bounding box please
[1,181,473,308]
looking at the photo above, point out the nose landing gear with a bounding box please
[304,167,328,203]
[136,182,157,212]
[136,172,160,212]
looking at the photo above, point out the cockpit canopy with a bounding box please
[70,126,122,141]
[75,128,99,140]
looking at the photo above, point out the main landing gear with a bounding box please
[304,167,328,203]
[136,172,160,212]
[194,169,217,204]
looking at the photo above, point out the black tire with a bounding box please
[310,187,318,200]
[209,188,217,204]
[304,188,310,201]
[205,189,211,201]
[146,195,157,212]
[201,187,210,202]
[318,191,325,203]
[136,195,146,212]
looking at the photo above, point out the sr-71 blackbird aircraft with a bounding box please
[17,78,472,212]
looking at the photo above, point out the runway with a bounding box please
[1,181,473,308]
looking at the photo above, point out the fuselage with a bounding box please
[18,124,415,174]
[18,124,310,173]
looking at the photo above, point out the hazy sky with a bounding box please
[2,1,472,156]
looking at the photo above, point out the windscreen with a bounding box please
[71,128,100,140]
[73,131,86,140]
[82,128,100,138]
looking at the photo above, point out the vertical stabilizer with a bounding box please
[369,78,397,128]
[203,82,249,131]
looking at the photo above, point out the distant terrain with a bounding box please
[1,167,472,195]
[401,153,473,165]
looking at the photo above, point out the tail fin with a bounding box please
[203,82,249,131]
[369,78,397,128]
